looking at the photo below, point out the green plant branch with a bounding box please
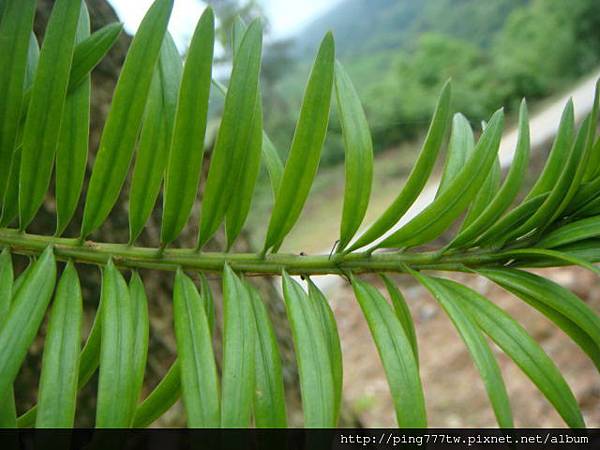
[0,227,531,275]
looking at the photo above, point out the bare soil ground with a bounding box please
[327,267,600,427]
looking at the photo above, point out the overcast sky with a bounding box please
[107,0,341,51]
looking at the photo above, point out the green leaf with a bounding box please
[334,60,374,251]
[282,271,335,427]
[480,268,600,371]
[133,360,180,428]
[221,264,256,427]
[525,100,574,201]
[380,274,418,361]
[55,3,91,236]
[461,156,501,229]
[582,80,600,181]
[129,272,149,405]
[350,277,426,427]
[129,33,182,243]
[96,260,136,428]
[412,272,512,427]
[173,269,220,427]
[263,33,335,253]
[378,109,504,250]
[0,146,21,227]
[36,262,82,428]
[479,268,600,351]
[501,248,600,276]
[160,7,214,245]
[439,278,585,428]
[81,0,173,238]
[0,0,36,208]
[436,113,474,197]
[0,248,16,427]
[307,279,343,423]
[345,81,451,253]
[450,101,530,249]
[198,20,263,249]
[0,246,56,402]
[68,22,123,92]
[538,216,600,249]
[18,0,82,229]
[261,132,284,198]
[246,282,288,428]
[475,193,549,247]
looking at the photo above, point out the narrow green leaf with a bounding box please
[263,33,335,253]
[16,289,103,427]
[173,269,220,427]
[160,7,214,245]
[436,113,474,197]
[96,260,136,428]
[133,360,181,428]
[18,0,82,229]
[0,0,36,207]
[0,248,16,427]
[334,60,373,251]
[380,274,418,361]
[36,262,82,428]
[345,81,451,253]
[480,268,600,349]
[55,2,91,236]
[0,246,56,402]
[246,282,288,428]
[129,33,182,243]
[307,279,343,423]
[412,272,512,427]
[199,20,263,249]
[81,0,173,238]
[68,22,123,92]
[525,100,574,201]
[129,272,149,405]
[439,278,585,428]
[282,271,335,427]
[378,109,504,249]
[538,216,600,249]
[0,147,21,227]
[262,133,284,198]
[199,273,215,336]
[583,80,600,181]
[475,193,549,247]
[461,156,501,229]
[501,248,600,276]
[221,264,256,427]
[450,101,530,249]
[350,277,426,427]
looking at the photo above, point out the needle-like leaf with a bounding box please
[538,217,600,249]
[96,260,136,428]
[129,33,182,243]
[307,279,343,423]
[133,360,181,428]
[380,274,418,361]
[36,262,82,428]
[246,282,288,428]
[161,7,214,245]
[0,249,16,427]
[351,277,427,427]
[55,2,90,236]
[19,0,82,230]
[173,269,220,427]
[345,81,451,253]
[334,60,373,252]
[412,272,513,427]
[0,0,35,208]
[282,271,336,427]
[436,113,474,197]
[440,278,584,428]
[378,109,504,249]
[263,33,335,253]
[0,246,56,403]
[129,272,149,406]
[221,264,256,427]
[81,0,173,238]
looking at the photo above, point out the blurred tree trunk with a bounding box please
[18,0,308,427]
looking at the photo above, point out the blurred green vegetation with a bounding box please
[259,0,600,166]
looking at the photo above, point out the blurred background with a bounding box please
[17,0,600,427]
